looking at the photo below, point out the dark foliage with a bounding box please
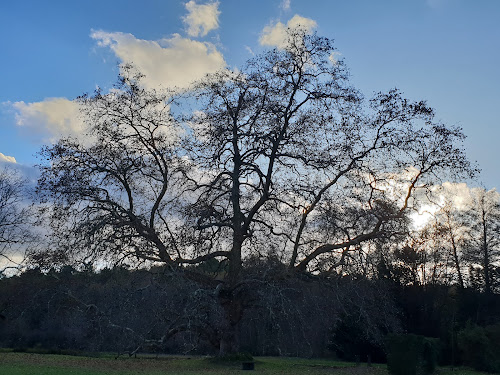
[1,265,500,364]
[386,334,438,375]
[0,266,400,357]
[457,323,500,373]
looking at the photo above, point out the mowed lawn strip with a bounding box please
[0,352,382,375]
[0,352,492,375]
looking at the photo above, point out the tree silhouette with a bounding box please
[36,30,473,354]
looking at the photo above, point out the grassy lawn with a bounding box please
[0,352,490,375]
[0,352,381,375]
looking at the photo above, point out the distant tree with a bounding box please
[463,189,500,294]
[36,29,473,354]
[0,167,34,275]
[414,200,469,288]
[433,202,468,289]
[417,186,500,293]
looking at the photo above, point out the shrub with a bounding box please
[328,317,386,363]
[386,334,438,375]
[457,323,500,373]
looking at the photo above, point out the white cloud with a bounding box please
[280,0,291,11]
[13,98,84,142]
[91,30,226,90]
[259,15,317,49]
[0,153,17,164]
[12,29,226,145]
[183,1,220,37]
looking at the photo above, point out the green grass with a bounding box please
[436,368,495,375]
[0,352,379,375]
[0,352,491,375]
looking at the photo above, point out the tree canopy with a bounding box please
[35,30,474,354]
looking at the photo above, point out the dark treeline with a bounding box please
[0,264,395,359]
[1,262,499,364]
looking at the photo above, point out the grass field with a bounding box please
[0,352,490,375]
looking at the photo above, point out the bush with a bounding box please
[457,323,500,373]
[386,334,438,375]
[328,317,386,363]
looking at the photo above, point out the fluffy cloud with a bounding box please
[260,15,317,49]
[91,30,225,90]
[12,30,226,145]
[0,153,17,164]
[183,1,220,37]
[13,98,84,142]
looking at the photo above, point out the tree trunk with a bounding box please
[228,236,243,287]
[448,223,464,289]
[217,282,244,356]
[218,326,240,357]
[481,208,491,295]
[219,197,245,356]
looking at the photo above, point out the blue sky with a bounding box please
[1,0,499,189]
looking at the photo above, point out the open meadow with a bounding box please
[0,352,490,375]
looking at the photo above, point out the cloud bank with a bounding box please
[183,1,220,37]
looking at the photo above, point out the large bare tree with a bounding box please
[36,31,473,354]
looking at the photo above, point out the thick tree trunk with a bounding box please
[216,235,244,356]
[228,237,243,286]
[218,326,240,357]
[217,282,244,356]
